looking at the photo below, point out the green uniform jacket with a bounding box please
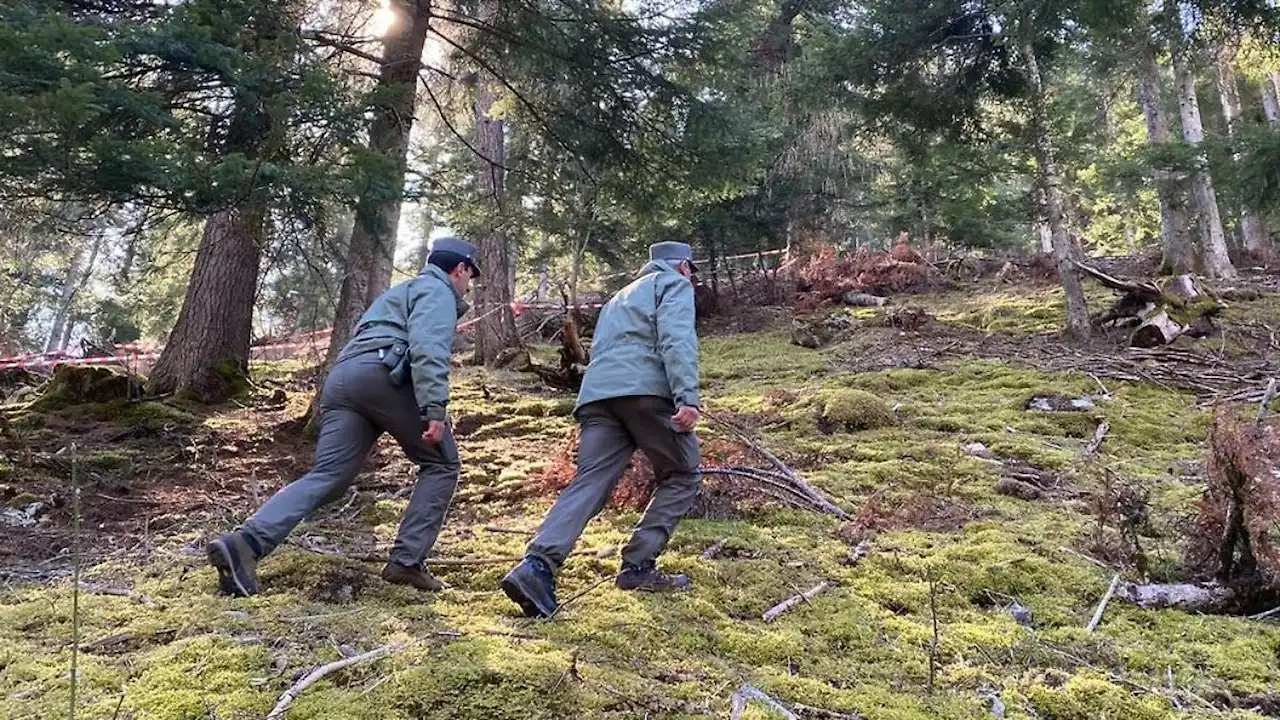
[575,260,701,414]
[337,264,469,421]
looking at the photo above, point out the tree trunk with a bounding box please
[1263,71,1280,126]
[1033,187,1054,253]
[320,0,431,374]
[1137,44,1196,275]
[148,204,265,401]
[471,2,517,365]
[569,229,589,310]
[149,90,269,402]
[301,1,431,431]
[1174,52,1238,280]
[1022,42,1089,339]
[1214,42,1268,254]
[45,236,102,353]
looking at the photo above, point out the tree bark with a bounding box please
[149,88,270,401]
[301,1,431,431]
[471,0,518,365]
[1174,51,1238,279]
[1021,42,1089,339]
[320,0,431,376]
[1263,71,1280,126]
[1137,43,1195,275]
[148,203,265,400]
[1214,42,1268,254]
[1033,187,1054,253]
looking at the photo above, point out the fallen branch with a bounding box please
[1086,574,1121,632]
[1059,546,1114,571]
[1083,421,1110,457]
[76,582,153,606]
[763,581,831,623]
[1118,581,1235,613]
[1249,605,1280,621]
[730,684,798,720]
[426,556,524,566]
[265,642,405,720]
[1074,261,1162,299]
[547,573,618,620]
[790,702,865,719]
[701,539,727,560]
[482,526,535,536]
[1257,378,1277,425]
[705,411,798,479]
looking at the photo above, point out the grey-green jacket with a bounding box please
[575,260,701,413]
[337,264,469,421]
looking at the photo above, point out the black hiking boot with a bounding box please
[207,532,260,597]
[501,556,559,618]
[616,562,691,592]
[382,562,444,592]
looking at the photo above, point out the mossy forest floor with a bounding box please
[3,277,1280,720]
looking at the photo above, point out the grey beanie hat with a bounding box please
[649,241,698,272]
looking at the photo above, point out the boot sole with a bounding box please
[501,574,556,618]
[207,539,256,597]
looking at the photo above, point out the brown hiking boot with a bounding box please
[616,562,691,592]
[382,562,444,592]
[207,532,260,597]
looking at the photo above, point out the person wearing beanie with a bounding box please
[501,241,703,618]
[207,236,481,597]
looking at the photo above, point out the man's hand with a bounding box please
[422,420,446,446]
[671,405,701,432]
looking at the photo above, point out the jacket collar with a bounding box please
[423,264,470,319]
[639,259,682,276]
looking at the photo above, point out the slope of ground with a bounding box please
[2,280,1280,720]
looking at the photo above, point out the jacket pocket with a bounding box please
[380,341,411,386]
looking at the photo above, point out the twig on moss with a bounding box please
[265,642,405,720]
[1085,574,1122,632]
[701,539,727,559]
[1256,378,1277,425]
[1083,421,1110,457]
[763,581,830,623]
[730,684,798,720]
[548,573,618,620]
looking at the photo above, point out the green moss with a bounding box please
[3,283,1275,720]
[820,389,896,431]
[1026,671,1174,720]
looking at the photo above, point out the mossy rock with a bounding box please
[819,389,895,432]
[30,365,136,411]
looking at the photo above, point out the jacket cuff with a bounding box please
[421,404,447,421]
[676,393,701,409]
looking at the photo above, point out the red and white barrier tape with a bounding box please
[1,251,788,369]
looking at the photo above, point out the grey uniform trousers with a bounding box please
[241,351,460,567]
[527,395,701,571]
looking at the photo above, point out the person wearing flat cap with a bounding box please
[207,236,480,597]
[501,240,703,618]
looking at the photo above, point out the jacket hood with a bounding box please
[639,259,683,277]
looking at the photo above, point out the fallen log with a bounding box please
[1131,311,1184,348]
[1077,265,1220,347]
[842,292,888,307]
[1118,581,1235,613]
